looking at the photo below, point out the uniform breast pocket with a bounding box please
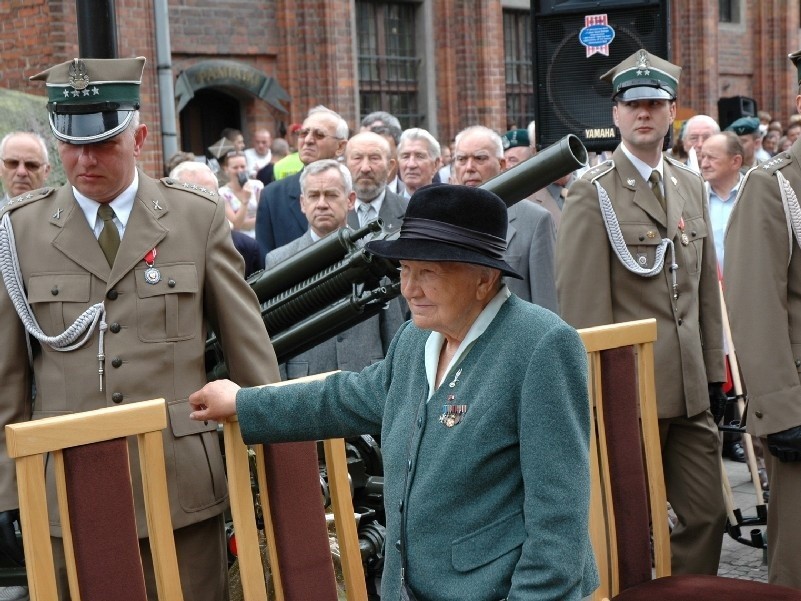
[27,273,92,335]
[619,222,663,270]
[682,215,707,274]
[135,263,199,342]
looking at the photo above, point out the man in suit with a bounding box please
[360,111,406,198]
[255,106,348,257]
[265,159,406,378]
[556,49,726,575]
[724,48,801,589]
[502,127,569,230]
[0,57,325,601]
[452,125,559,313]
[344,131,407,233]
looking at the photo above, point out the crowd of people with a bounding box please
[3,46,801,601]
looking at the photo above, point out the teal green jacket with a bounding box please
[238,295,598,600]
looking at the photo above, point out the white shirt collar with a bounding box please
[75,170,139,237]
[424,285,511,399]
[620,142,664,184]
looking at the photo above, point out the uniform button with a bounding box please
[417,416,422,427]
[111,357,122,368]
[110,322,121,333]
[395,539,401,551]
[638,235,645,242]
[51,286,59,296]
[795,359,801,367]
[106,289,118,300]
[677,318,683,325]
[168,279,176,288]
[755,410,763,419]
[407,459,412,471]
[691,231,697,237]
[111,392,123,404]
[398,500,404,512]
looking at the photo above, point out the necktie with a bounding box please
[359,203,377,227]
[97,204,120,266]
[649,170,666,211]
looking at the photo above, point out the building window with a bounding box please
[504,9,534,130]
[357,1,422,128]
[719,0,740,23]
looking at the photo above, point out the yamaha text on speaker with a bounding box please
[532,0,670,153]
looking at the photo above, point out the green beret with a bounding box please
[601,49,681,101]
[726,116,759,136]
[30,57,146,144]
[502,129,530,150]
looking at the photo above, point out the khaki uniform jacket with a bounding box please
[0,171,280,535]
[724,143,801,437]
[556,147,725,418]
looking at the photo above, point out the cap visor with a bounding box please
[50,110,133,144]
[616,87,673,101]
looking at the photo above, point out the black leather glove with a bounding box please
[0,509,24,567]
[767,425,801,462]
[708,382,727,425]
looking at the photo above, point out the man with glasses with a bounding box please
[255,105,348,256]
[0,132,51,200]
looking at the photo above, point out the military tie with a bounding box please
[358,203,377,227]
[97,204,120,266]
[649,170,666,211]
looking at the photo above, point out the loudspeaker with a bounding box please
[717,96,757,131]
[532,0,670,152]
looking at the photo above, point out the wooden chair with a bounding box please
[223,371,368,601]
[580,319,801,601]
[5,398,181,601]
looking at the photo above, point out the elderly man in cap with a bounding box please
[190,183,599,601]
[0,57,289,600]
[556,49,727,575]
[726,116,766,171]
[0,131,51,201]
[724,49,801,590]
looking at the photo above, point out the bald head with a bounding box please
[169,161,219,192]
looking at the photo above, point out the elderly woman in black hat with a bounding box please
[189,184,598,601]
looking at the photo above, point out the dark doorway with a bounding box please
[179,89,242,158]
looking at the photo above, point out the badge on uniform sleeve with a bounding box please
[143,247,161,284]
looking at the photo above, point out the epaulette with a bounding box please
[0,187,56,219]
[582,160,615,183]
[664,155,700,177]
[161,177,219,202]
[757,152,792,175]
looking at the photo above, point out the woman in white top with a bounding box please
[218,151,263,238]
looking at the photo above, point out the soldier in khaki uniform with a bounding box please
[724,50,801,590]
[556,49,727,574]
[0,58,285,600]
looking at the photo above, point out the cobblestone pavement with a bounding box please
[718,455,769,583]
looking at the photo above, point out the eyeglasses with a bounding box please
[298,128,339,142]
[2,158,44,171]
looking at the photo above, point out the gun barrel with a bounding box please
[482,134,587,207]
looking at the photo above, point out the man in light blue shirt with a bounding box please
[700,131,744,267]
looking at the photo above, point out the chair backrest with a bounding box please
[578,319,669,601]
[224,371,367,601]
[4,398,182,601]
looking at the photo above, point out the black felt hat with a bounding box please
[366,183,522,278]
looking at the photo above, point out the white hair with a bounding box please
[398,128,441,159]
[0,131,50,164]
[454,125,504,158]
